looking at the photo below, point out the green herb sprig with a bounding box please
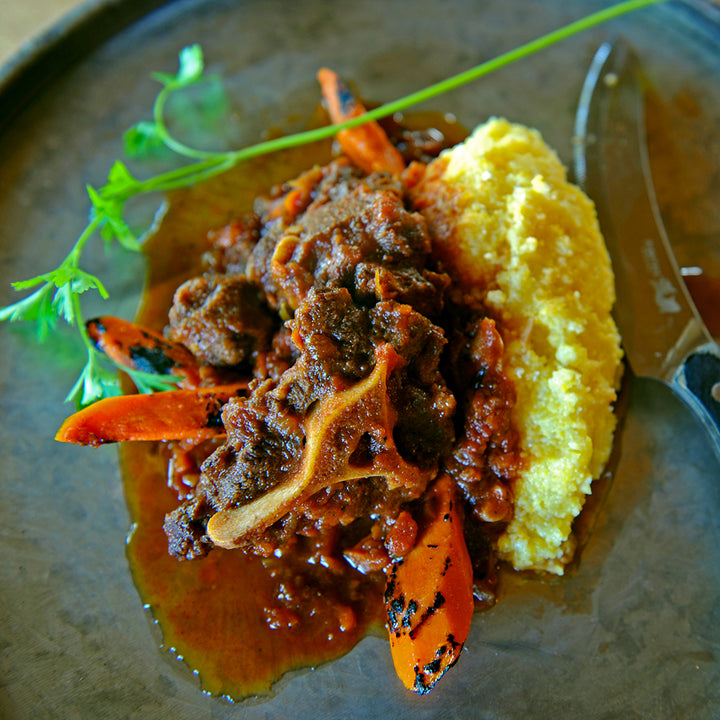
[0,0,665,408]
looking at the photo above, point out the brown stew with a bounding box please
[120,114,523,698]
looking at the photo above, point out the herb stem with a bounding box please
[131,155,234,194]
[150,0,668,185]
[333,0,665,126]
[152,83,219,161]
[68,214,103,265]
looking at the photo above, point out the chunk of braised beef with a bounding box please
[371,301,445,385]
[354,263,449,318]
[370,301,456,468]
[200,380,305,511]
[246,160,446,316]
[245,161,363,309]
[167,274,275,367]
[253,324,299,382]
[291,287,375,382]
[163,494,213,560]
[164,375,309,559]
[202,215,262,275]
[444,316,519,524]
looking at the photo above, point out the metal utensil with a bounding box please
[574,39,720,460]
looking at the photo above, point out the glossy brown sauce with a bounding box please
[683,272,720,339]
[123,439,385,698]
[119,115,470,699]
[645,87,720,338]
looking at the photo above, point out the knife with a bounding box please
[573,39,720,461]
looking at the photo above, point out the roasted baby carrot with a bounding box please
[384,473,474,694]
[55,383,247,447]
[317,67,406,176]
[87,316,202,387]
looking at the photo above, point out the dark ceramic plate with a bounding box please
[1,1,719,718]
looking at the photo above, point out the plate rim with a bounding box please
[0,0,175,131]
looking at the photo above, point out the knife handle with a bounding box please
[672,342,720,462]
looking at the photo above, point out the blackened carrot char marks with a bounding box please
[317,67,406,176]
[383,474,474,694]
[87,315,202,387]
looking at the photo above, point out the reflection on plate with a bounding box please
[0,1,718,718]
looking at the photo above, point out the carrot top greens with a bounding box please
[0,0,665,408]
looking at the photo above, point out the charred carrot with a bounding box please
[384,473,474,694]
[55,383,247,447]
[87,316,202,387]
[317,68,406,176]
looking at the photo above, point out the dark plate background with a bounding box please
[1,1,719,718]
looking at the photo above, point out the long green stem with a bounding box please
[68,214,104,265]
[152,83,219,161]
[119,0,666,201]
[133,155,235,194]
[333,0,664,125]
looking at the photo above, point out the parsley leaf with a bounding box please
[126,368,182,394]
[152,43,204,90]
[0,283,57,339]
[66,350,123,408]
[123,121,166,158]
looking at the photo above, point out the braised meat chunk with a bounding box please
[246,160,447,318]
[168,274,275,367]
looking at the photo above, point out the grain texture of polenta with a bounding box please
[422,118,622,574]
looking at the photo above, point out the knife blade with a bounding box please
[573,39,720,460]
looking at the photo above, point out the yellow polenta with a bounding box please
[421,118,623,574]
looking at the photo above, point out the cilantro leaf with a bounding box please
[65,352,122,409]
[106,161,141,193]
[50,283,76,325]
[126,368,181,394]
[51,268,109,325]
[124,121,166,158]
[87,184,140,251]
[175,44,205,86]
[0,283,57,339]
[152,44,204,89]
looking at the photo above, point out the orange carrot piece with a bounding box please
[384,473,474,694]
[87,316,202,387]
[317,67,406,176]
[55,383,247,447]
